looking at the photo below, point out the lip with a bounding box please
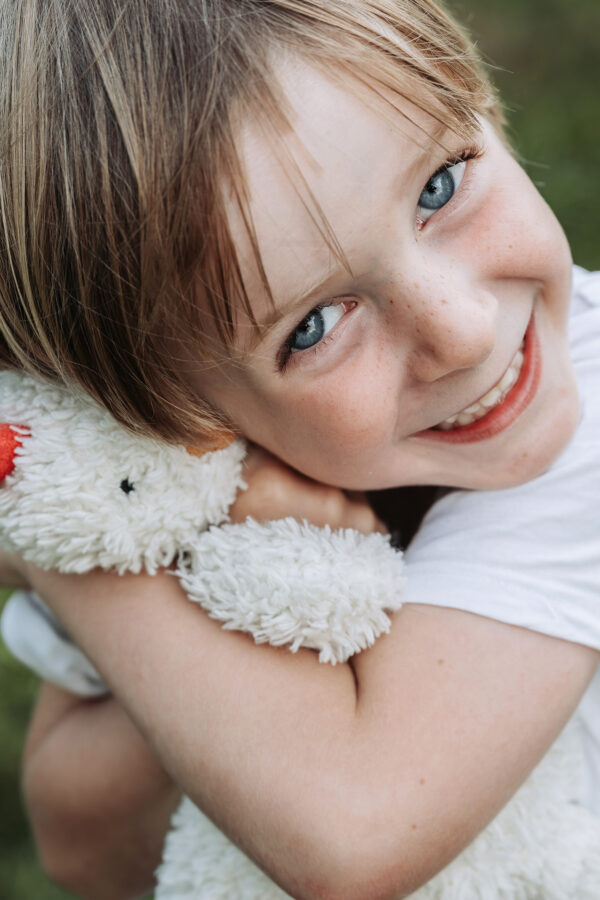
[414,317,541,444]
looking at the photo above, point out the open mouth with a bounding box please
[418,317,541,444]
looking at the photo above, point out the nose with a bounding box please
[399,271,497,383]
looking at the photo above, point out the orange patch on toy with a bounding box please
[0,424,27,481]
[186,429,236,457]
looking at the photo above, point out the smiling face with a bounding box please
[197,61,578,491]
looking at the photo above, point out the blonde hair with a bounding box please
[0,0,501,445]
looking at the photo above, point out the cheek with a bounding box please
[254,362,398,473]
[468,166,570,281]
[293,381,392,448]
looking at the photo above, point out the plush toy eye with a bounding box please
[0,424,27,482]
[120,478,135,494]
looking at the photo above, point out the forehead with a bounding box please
[227,59,450,340]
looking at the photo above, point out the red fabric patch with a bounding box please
[0,424,25,481]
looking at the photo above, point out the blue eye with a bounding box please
[288,304,345,353]
[417,159,466,224]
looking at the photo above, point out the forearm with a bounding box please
[46,570,358,898]
[23,682,180,900]
[24,564,598,900]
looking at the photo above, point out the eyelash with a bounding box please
[436,145,483,181]
[430,145,482,178]
[278,144,483,372]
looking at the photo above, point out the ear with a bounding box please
[0,424,26,481]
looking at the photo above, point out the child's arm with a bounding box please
[23,681,180,900]
[17,456,598,900]
[25,564,596,900]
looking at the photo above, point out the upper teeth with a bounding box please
[435,343,525,431]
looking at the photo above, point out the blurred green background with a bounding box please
[1,2,598,897]
[0,587,69,899]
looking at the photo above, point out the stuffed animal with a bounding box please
[1,369,599,899]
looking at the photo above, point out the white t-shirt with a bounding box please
[1,588,108,696]
[403,265,600,810]
[3,266,600,798]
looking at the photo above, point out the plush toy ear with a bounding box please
[0,424,26,481]
[186,428,237,456]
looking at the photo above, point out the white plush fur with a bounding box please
[180,518,404,663]
[0,371,246,574]
[1,369,599,898]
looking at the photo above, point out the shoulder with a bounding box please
[572,265,600,305]
[568,266,600,433]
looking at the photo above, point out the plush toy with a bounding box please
[1,369,599,900]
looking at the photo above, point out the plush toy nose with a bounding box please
[0,424,26,481]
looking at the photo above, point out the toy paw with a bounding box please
[176,517,405,663]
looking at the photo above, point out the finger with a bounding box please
[241,444,272,478]
[343,501,389,536]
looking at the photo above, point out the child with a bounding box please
[1,0,599,897]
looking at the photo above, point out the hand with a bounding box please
[230,445,387,535]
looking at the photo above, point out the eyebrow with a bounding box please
[242,265,346,355]
[239,253,352,360]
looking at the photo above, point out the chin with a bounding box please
[454,400,579,491]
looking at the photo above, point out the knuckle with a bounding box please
[323,491,345,524]
[346,501,383,535]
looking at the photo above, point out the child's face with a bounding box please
[198,62,579,490]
